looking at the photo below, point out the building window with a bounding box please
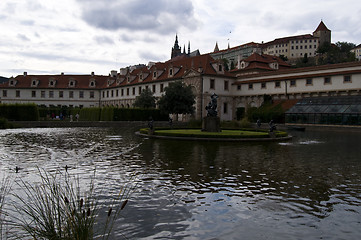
[32,91,36,98]
[59,91,63,98]
[102,91,105,98]
[223,102,228,114]
[169,68,173,76]
[133,87,136,95]
[90,91,94,98]
[306,78,313,85]
[69,91,74,98]
[224,80,229,91]
[90,81,95,87]
[153,71,157,79]
[275,81,281,88]
[210,79,215,89]
[127,88,129,96]
[237,85,241,90]
[16,90,20,98]
[106,91,109,98]
[218,64,223,72]
[344,75,352,83]
[324,77,331,84]
[116,89,119,97]
[121,89,124,96]
[248,83,253,89]
[41,91,45,98]
[138,87,142,94]
[49,91,54,98]
[152,85,156,93]
[290,80,296,87]
[261,82,266,89]
[2,90,7,97]
[160,84,164,92]
[111,90,114,97]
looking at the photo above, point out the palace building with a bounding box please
[1,21,360,123]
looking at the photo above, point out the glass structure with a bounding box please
[286,96,361,125]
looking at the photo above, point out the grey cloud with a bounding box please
[94,36,114,45]
[21,20,35,26]
[76,0,198,34]
[138,50,167,62]
[17,34,30,41]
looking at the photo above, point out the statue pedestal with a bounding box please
[202,116,221,132]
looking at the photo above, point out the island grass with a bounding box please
[139,128,288,138]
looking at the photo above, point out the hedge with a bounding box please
[0,103,39,121]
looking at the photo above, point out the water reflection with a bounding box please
[0,127,360,239]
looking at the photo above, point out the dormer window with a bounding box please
[127,76,130,83]
[9,80,15,86]
[241,62,246,69]
[139,74,143,81]
[49,79,56,87]
[68,79,76,87]
[169,68,173,76]
[89,80,96,87]
[153,71,157,79]
[218,64,223,72]
[30,78,39,87]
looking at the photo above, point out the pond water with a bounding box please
[0,126,360,239]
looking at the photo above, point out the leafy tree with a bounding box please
[133,88,156,109]
[279,54,288,62]
[316,41,356,65]
[158,81,195,116]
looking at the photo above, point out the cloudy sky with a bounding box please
[1,0,360,77]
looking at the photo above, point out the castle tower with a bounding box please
[313,20,331,45]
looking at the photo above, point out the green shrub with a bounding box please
[0,103,39,121]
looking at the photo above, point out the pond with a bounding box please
[0,126,360,239]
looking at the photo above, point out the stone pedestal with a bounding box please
[202,116,221,132]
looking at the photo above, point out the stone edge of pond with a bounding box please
[135,131,293,142]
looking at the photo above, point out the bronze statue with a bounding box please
[206,93,218,117]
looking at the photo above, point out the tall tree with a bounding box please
[158,81,195,116]
[133,88,156,108]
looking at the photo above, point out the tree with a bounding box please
[133,88,156,108]
[316,41,356,65]
[158,81,195,117]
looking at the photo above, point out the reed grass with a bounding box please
[0,175,12,240]
[6,168,136,239]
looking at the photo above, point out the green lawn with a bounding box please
[156,129,268,136]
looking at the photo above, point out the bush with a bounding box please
[239,117,251,128]
[0,103,39,121]
[0,117,15,129]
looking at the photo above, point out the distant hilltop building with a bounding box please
[171,34,200,59]
[262,20,331,60]
[351,44,361,61]
[211,21,331,67]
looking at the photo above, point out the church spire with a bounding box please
[171,34,182,59]
[214,42,219,52]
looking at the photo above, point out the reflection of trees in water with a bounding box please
[138,139,361,218]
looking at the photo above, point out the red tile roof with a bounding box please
[1,54,234,90]
[1,74,114,89]
[313,20,330,33]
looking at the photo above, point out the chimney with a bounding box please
[23,72,27,76]
[110,70,117,77]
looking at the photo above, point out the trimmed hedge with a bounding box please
[0,103,39,121]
